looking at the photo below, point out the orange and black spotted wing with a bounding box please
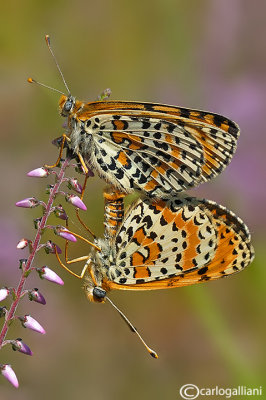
[102,195,254,290]
[63,99,239,198]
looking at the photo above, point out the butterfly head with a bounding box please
[82,255,108,303]
[85,285,107,303]
[59,94,76,117]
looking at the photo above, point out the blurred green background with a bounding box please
[0,1,265,399]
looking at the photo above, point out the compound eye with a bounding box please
[93,287,106,300]
[64,100,72,112]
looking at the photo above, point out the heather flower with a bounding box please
[15,197,40,208]
[54,204,68,220]
[27,167,49,178]
[0,287,9,302]
[75,164,94,176]
[52,135,66,149]
[36,266,64,285]
[0,307,7,318]
[33,217,42,229]
[54,226,77,242]
[19,259,28,270]
[0,364,19,388]
[68,178,83,194]
[19,315,46,334]
[46,184,55,194]
[66,194,87,210]
[11,339,33,356]
[44,240,62,254]
[28,288,46,305]
[17,238,32,250]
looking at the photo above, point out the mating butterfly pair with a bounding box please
[56,87,253,287]
[30,35,254,357]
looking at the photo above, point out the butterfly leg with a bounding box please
[54,244,90,279]
[75,151,89,174]
[44,133,70,169]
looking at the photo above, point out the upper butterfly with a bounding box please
[29,35,240,198]
[59,95,239,198]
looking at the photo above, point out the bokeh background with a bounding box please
[0,1,265,399]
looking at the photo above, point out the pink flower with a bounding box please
[17,238,32,250]
[28,288,46,305]
[68,178,83,194]
[0,364,19,388]
[11,338,33,356]
[19,315,46,334]
[36,266,64,285]
[44,241,62,254]
[27,167,49,178]
[15,197,40,208]
[0,287,9,302]
[54,204,68,220]
[55,226,77,242]
[66,194,87,211]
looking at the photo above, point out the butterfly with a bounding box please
[59,96,239,199]
[82,190,254,300]
[58,188,251,357]
[29,36,240,199]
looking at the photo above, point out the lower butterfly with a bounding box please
[29,35,240,199]
[55,188,254,358]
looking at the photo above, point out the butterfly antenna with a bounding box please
[27,77,65,95]
[106,296,158,359]
[45,34,71,95]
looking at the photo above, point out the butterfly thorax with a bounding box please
[93,238,117,275]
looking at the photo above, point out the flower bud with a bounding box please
[52,136,67,148]
[15,197,40,208]
[11,338,33,356]
[0,306,7,318]
[75,164,94,176]
[98,88,112,101]
[19,258,28,270]
[44,240,62,254]
[28,288,46,305]
[0,364,19,388]
[85,166,94,177]
[36,266,64,285]
[19,315,46,334]
[54,204,68,220]
[54,226,77,242]
[46,184,55,195]
[33,217,42,229]
[66,194,87,211]
[27,167,49,178]
[0,287,9,302]
[17,238,32,250]
[68,178,83,194]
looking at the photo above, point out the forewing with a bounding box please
[78,101,239,197]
